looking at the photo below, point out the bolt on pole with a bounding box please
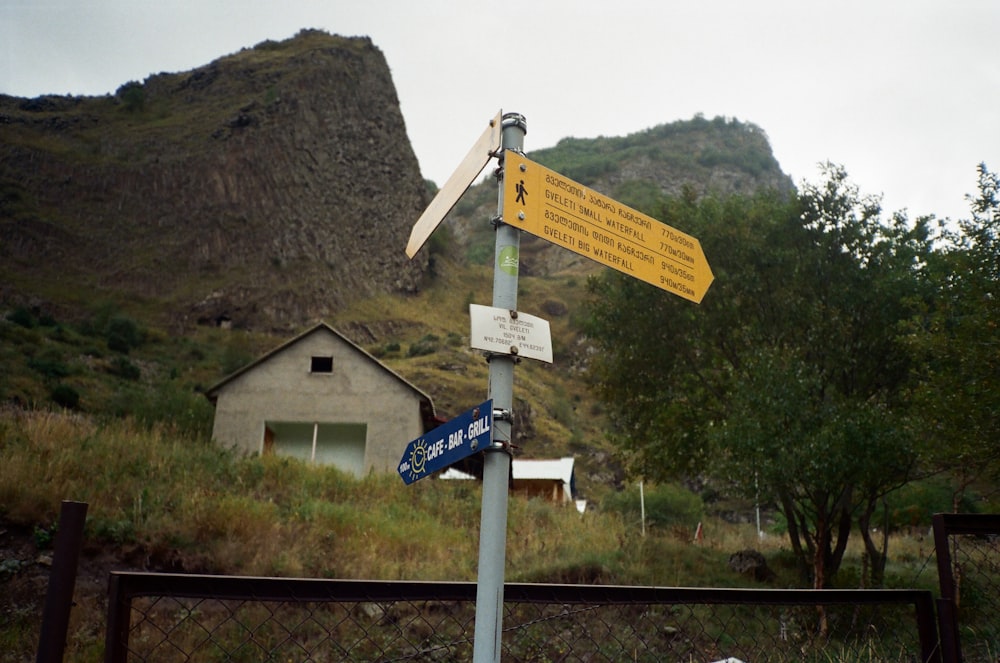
[472,111,526,663]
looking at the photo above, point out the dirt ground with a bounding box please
[0,519,200,659]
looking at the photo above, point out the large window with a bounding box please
[263,421,367,476]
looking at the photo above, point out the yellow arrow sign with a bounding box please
[502,151,714,303]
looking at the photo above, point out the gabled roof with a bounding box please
[512,457,575,485]
[440,458,576,485]
[440,457,577,502]
[204,322,435,417]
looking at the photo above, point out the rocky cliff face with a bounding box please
[442,116,796,276]
[0,30,429,332]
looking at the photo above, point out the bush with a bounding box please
[371,341,401,358]
[884,477,979,529]
[110,383,214,439]
[28,353,70,379]
[466,241,494,266]
[603,483,704,532]
[6,307,36,328]
[407,334,439,358]
[117,81,145,112]
[50,383,80,409]
[106,315,143,354]
[109,356,141,381]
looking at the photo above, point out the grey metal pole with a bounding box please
[472,111,526,663]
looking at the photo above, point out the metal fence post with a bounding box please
[36,500,88,663]
[103,573,131,663]
[932,513,961,663]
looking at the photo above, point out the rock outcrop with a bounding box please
[0,30,429,332]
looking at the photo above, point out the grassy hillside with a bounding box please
[0,407,948,660]
[0,230,618,495]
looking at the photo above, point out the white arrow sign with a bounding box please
[405,110,502,258]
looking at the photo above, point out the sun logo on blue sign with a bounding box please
[408,438,428,481]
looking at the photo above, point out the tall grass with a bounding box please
[0,408,628,581]
[2,408,963,662]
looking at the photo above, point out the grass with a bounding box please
[0,409,632,581]
[0,408,990,661]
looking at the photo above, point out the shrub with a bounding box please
[110,383,213,439]
[371,341,401,358]
[50,383,80,409]
[106,315,143,353]
[109,356,141,381]
[884,477,979,529]
[466,241,493,266]
[407,334,439,357]
[602,483,704,532]
[33,524,55,549]
[117,81,145,112]
[6,307,36,328]
[28,354,70,379]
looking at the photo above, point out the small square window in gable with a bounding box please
[311,356,334,374]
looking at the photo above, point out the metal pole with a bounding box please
[639,481,646,537]
[37,500,88,663]
[472,111,526,663]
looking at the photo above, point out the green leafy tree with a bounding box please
[905,163,1000,508]
[584,166,932,587]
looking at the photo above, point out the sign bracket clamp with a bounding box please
[483,350,522,365]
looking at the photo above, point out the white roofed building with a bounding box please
[442,457,579,507]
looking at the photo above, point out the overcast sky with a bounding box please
[3,1,997,223]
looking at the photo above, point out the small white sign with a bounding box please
[470,304,553,363]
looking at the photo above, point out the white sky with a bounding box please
[3,0,998,223]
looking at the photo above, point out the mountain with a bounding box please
[0,29,795,490]
[1,29,429,333]
[439,115,794,276]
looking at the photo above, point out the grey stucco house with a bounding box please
[206,322,437,476]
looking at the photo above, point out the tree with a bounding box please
[904,163,1000,508]
[583,166,933,588]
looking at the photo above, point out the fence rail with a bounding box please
[106,572,940,662]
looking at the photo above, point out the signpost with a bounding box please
[502,151,714,303]
[398,400,493,484]
[403,112,711,663]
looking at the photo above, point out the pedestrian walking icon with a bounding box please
[515,179,527,204]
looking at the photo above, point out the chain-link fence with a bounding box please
[933,513,1000,663]
[106,573,939,662]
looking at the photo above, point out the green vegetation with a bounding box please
[0,408,952,659]
[532,115,786,188]
[904,163,1000,510]
[0,304,232,436]
[0,39,996,656]
[583,163,1000,590]
[115,81,145,113]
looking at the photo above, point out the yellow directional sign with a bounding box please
[502,151,714,303]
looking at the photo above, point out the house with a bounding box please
[205,322,437,476]
[441,457,581,509]
[511,457,577,504]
